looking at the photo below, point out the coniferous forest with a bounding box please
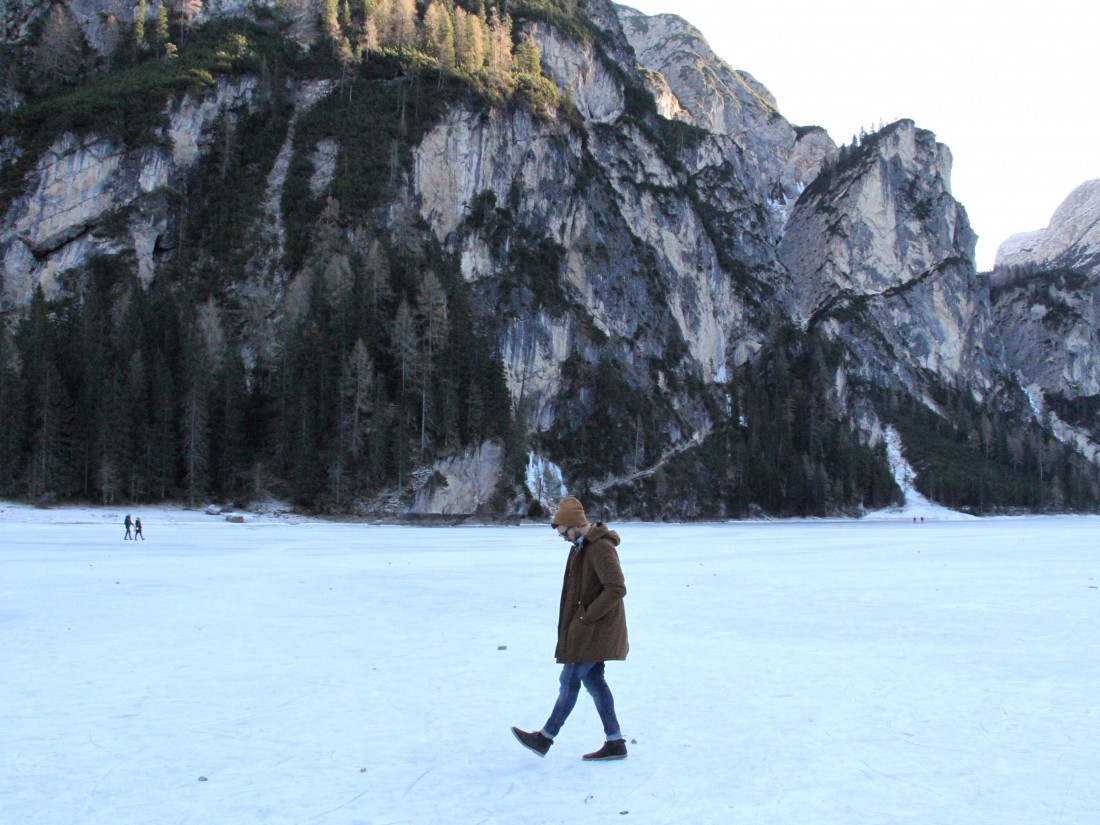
[0,248,516,510]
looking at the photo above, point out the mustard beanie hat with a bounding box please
[552,496,588,528]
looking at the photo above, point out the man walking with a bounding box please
[512,496,629,761]
[123,514,133,540]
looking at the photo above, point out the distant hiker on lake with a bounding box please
[124,514,133,540]
[134,517,144,540]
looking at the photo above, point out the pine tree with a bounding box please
[513,33,540,76]
[415,270,449,453]
[453,6,485,75]
[134,0,148,52]
[145,280,182,500]
[0,315,25,495]
[178,325,211,508]
[180,380,208,507]
[321,0,341,41]
[18,290,75,501]
[356,238,394,348]
[174,0,203,46]
[332,340,374,507]
[153,1,176,60]
[423,0,457,76]
[392,297,418,410]
[121,350,149,502]
[343,338,375,462]
[213,343,249,502]
[377,0,417,50]
[66,280,111,500]
[390,297,418,485]
[27,363,74,501]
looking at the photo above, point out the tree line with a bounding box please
[0,229,516,510]
[877,382,1100,512]
[547,329,903,520]
[12,0,565,97]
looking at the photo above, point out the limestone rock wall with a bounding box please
[779,120,994,396]
[2,76,260,306]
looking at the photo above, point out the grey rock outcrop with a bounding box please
[990,180,1100,456]
[2,76,261,306]
[409,441,505,515]
[779,120,992,394]
[993,270,1100,398]
[617,4,835,214]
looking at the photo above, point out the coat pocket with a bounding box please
[566,613,598,655]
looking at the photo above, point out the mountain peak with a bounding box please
[995,178,1100,272]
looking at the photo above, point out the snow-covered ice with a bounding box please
[2,504,1098,824]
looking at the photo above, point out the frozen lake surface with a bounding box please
[2,504,1098,824]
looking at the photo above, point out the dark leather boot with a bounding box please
[582,738,628,761]
[511,727,553,757]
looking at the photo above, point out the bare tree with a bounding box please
[174,0,204,47]
[486,11,513,92]
[33,4,86,87]
[376,0,417,50]
[391,297,418,486]
[392,297,418,411]
[343,338,375,461]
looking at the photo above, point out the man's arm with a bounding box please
[579,542,626,623]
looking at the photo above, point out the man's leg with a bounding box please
[541,662,597,739]
[581,661,622,741]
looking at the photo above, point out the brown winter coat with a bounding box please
[555,523,629,664]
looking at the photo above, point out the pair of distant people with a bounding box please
[123,514,144,540]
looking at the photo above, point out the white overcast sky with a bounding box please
[621,0,1099,270]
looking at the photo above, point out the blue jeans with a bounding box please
[541,661,622,741]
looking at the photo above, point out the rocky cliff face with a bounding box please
[989,180,1100,460]
[407,9,778,441]
[2,76,263,306]
[617,4,835,215]
[779,120,995,396]
[2,0,1096,514]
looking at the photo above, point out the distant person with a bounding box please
[511,496,630,761]
[124,514,133,540]
[134,517,144,540]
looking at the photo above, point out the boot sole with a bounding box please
[583,753,628,761]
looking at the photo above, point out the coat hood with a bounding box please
[585,522,621,547]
